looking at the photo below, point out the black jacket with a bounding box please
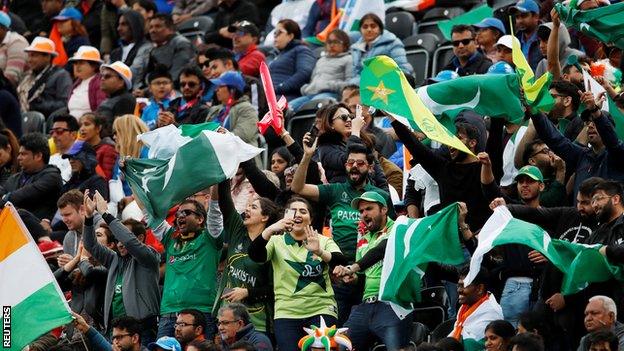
[61,145,109,201]
[168,97,210,125]
[97,89,137,123]
[204,0,260,49]
[110,10,149,86]
[79,0,103,51]
[0,165,62,220]
[442,51,492,76]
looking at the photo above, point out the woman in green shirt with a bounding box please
[214,181,280,334]
[249,197,348,351]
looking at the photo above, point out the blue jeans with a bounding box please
[500,278,533,327]
[333,282,363,326]
[288,92,338,112]
[345,302,413,351]
[157,312,216,340]
[274,314,338,351]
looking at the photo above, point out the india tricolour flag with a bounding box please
[0,205,72,350]
[124,129,263,227]
[379,203,465,318]
[465,206,624,294]
[339,0,385,32]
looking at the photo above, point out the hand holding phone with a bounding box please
[284,208,296,220]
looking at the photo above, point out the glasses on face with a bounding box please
[551,93,568,99]
[452,38,474,47]
[151,79,172,86]
[530,147,551,158]
[198,61,210,69]
[101,74,116,80]
[327,39,343,46]
[345,159,368,167]
[50,128,70,135]
[591,195,613,204]
[176,209,202,218]
[174,322,197,328]
[217,320,240,326]
[180,81,198,88]
[333,114,354,122]
[111,333,132,341]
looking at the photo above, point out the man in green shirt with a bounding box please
[151,199,223,339]
[291,138,395,324]
[333,191,412,351]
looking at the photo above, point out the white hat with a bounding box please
[24,37,58,57]
[496,35,519,50]
[69,46,103,63]
[101,61,133,90]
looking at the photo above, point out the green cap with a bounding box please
[515,165,544,182]
[351,191,387,209]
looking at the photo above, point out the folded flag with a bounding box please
[360,55,474,155]
[124,130,263,227]
[379,203,465,318]
[465,206,624,294]
[0,204,73,350]
[437,4,493,41]
[583,69,624,140]
[555,2,624,49]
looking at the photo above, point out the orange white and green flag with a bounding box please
[0,205,72,350]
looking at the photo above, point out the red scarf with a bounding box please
[451,294,489,340]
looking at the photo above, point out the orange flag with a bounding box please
[315,0,342,43]
[50,23,68,66]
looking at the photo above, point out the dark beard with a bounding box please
[598,202,615,223]
[452,150,468,163]
[348,170,368,186]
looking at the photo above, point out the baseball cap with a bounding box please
[487,61,515,75]
[62,140,94,159]
[24,37,58,56]
[38,241,63,257]
[427,70,459,84]
[495,35,517,50]
[53,7,83,22]
[510,0,540,14]
[228,20,260,37]
[148,337,182,351]
[0,12,11,29]
[473,18,506,35]
[101,61,133,90]
[515,165,544,182]
[210,71,245,93]
[351,191,387,210]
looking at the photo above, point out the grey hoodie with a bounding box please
[301,51,353,96]
[535,22,585,78]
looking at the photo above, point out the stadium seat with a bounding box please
[385,11,416,40]
[412,306,446,331]
[438,0,484,8]
[488,0,517,11]
[313,46,324,60]
[22,111,46,134]
[431,44,454,75]
[410,322,430,345]
[420,286,451,311]
[178,16,214,43]
[417,6,467,40]
[287,98,334,143]
[403,33,440,85]
[430,318,457,342]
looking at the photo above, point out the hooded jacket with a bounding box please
[350,30,413,84]
[535,22,586,78]
[268,40,316,101]
[207,95,259,146]
[110,10,152,87]
[61,144,109,200]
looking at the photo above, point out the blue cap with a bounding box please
[487,61,515,75]
[210,71,245,93]
[511,0,540,14]
[428,70,459,84]
[473,18,506,35]
[52,7,83,22]
[0,12,11,28]
[61,140,93,159]
[148,337,182,351]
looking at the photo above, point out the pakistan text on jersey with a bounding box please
[229,266,257,287]
[336,210,360,221]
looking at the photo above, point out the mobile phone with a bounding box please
[306,125,319,147]
[284,209,296,220]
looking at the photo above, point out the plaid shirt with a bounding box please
[0,31,28,85]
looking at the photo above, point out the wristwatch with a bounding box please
[459,223,470,232]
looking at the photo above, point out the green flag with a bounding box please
[437,5,493,41]
[124,130,262,227]
[466,206,624,294]
[608,96,624,140]
[555,2,624,49]
[379,203,466,316]
[416,74,526,128]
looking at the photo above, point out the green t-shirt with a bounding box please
[355,218,394,300]
[160,227,222,314]
[214,210,272,332]
[318,182,394,261]
[111,272,126,318]
[265,233,340,319]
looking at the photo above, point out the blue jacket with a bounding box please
[268,40,316,100]
[350,30,413,84]
[531,111,624,200]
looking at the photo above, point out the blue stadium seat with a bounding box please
[177,16,214,43]
[403,33,440,85]
[385,11,416,40]
[432,44,455,75]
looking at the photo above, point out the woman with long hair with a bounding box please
[0,128,20,186]
[52,8,90,66]
[79,113,117,181]
[111,115,149,199]
[484,320,516,351]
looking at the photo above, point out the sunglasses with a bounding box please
[333,114,354,122]
[101,73,117,80]
[345,159,368,167]
[452,38,474,47]
[50,128,70,135]
[180,81,198,88]
[198,61,210,69]
[176,209,202,218]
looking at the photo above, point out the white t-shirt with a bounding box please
[68,76,94,119]
[49,153,72,183]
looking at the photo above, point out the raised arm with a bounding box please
[530,112,583,167]
[291,133,320,202]
[83,191,115,267]
[548,9,562,80]
[390,118,446,179]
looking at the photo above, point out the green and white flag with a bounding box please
[465,206,624,294]
[124,130,263,227]
[416,74,526,130]
[583,69,624,140]
[555,2,624,49]
[379,203,465,318]
[437,4,493,41]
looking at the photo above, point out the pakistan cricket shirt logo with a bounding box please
[285,252,327,292]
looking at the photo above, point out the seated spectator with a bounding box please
[74,0,103,52]
[149,336,182,351]
[289,29,352,112]
[61,141,109,199]
[508,333,545,351]
[0,12,28,86]
[0,69,21,137]
[207,71,259,146]
[534,15,584,78]
[268,19,315,101]
[52,7,90,65]
[97,61,136,123]
[171,0,215,24]
[586,331,619,351]
[578,296,624,351]
[231,21,265,78]
[203,0,259,49]
[509,0,543,71]
[17,37,72,118]
[67,46,107,119]
[484,320,516,351]
[175,309,209,350]
[49,114,78,183]
[0,129,19,186]
[443,24,492,76]
[495,35,515,66]
[146,14,194,85]
[132,0,157,34]
[110,10,151,88]
[141,66,177,130]
[262,0,314,47]
[351,13,412,84]
[72,313,148,351]
[0,132,62,220]
[270,146,293,188]
[33,0,63,38]
[474,17,506,63]
[78,113,117,181]
[157,65,209,127]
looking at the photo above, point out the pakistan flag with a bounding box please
[124,129,263,227]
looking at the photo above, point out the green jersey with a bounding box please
[318,182,393,261]
[214,210,272,332]
[111,272,127,318]
[356,218,394,300]
[264,233,340,319]
[160,227,222,314]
